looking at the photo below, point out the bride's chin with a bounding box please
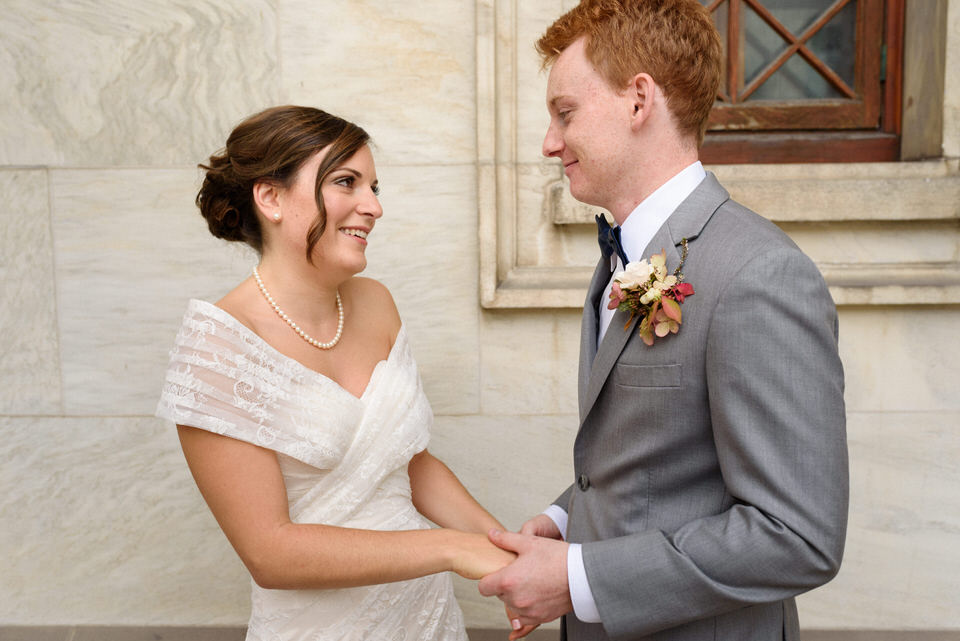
[349,262,367,277]
[310,248,368,276]
[336,259,368,279]
[343,252,368,273]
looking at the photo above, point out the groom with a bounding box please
[478,1,848,639]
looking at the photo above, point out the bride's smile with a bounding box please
[339,227,370,243]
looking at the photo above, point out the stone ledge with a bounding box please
[550,160,960,225]
[822,262,960,305]
[481,262,960,308]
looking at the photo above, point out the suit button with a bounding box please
[577,474,590,491]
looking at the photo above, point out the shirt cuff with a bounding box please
[567,543,602,623]
[542,504,568,540]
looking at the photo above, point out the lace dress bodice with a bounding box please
[157,300,466,641]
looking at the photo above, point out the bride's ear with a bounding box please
[253,181,283,223]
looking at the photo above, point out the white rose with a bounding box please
[615,259,654,289]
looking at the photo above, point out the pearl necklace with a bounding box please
[252,266,344,350]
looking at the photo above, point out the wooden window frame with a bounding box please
[700,0,905,164]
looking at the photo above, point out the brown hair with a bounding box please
[536,0,721,145]
[196,105,370,262]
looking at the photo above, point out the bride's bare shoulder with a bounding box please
[344,277,402,337]
[213,278,262,332]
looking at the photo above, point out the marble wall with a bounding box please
[1,0,958,634]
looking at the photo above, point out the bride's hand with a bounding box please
[449,531,517,580]
[506,605,539,641]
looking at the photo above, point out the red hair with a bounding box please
[537,0,722,145]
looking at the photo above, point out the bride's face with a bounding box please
[278,144,383,276]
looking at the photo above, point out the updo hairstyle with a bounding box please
[196,105,371,262]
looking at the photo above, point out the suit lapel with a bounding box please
[665,173,729,250]
[579,257,610,418]
[579,173,730,427]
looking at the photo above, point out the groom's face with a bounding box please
[542,38,635,210]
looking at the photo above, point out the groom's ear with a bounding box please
[629,72,656,132]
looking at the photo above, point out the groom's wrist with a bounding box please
[567,543,602,623]
[543,504,568,539]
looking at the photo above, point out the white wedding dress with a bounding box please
[156,300,467,641]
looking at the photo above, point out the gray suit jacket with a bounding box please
[558,174,848,641]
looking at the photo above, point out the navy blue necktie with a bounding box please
[596,215,628,266]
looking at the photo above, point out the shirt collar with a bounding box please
[616,161,706,266]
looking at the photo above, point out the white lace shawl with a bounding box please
[155,299,433,524]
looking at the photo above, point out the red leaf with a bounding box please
[676,283,694,296]
[661,297,682,323]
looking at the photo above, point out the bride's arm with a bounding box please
[177,424,513,590]
[408,449,504,534]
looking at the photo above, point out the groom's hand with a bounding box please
[519,513,562,539]
[478,529,573,628]
[506,514,558,641]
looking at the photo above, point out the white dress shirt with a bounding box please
[547,161,707,624]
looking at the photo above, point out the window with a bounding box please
[699,0,903,163]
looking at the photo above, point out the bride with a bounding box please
[157,105,518,640]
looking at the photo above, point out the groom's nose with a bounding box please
[542,122,563,158]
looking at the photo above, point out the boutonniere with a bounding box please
[607,238,694,346]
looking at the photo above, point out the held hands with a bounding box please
[450,531,517,581]
[519,513,563,539]
[502,515,561,640]
[478,527,573,634]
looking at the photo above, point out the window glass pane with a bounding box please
[744,4,790,88]
[702,0,860,106]
[751,53,845,100]
[762,0,837,34]
[807,0,857,88]
[744,0,857,101]
[710,0,729,99]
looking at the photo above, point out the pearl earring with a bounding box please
[273,213,281,221]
